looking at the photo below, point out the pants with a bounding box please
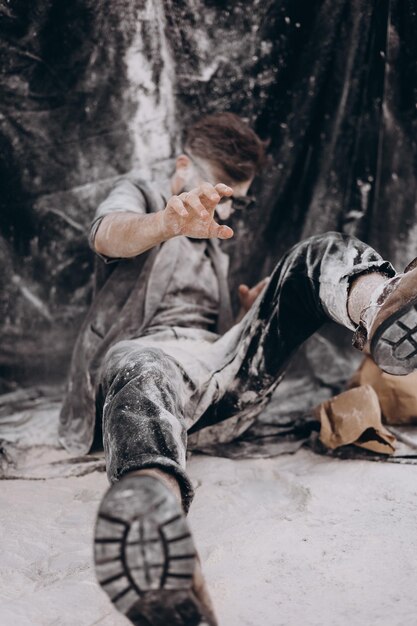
[99,232,395,511]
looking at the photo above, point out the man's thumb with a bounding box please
[217,225,234,239]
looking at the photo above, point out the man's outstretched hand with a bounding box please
[161,182,234,240]
[238,277,270,318]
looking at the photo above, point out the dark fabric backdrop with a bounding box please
[1,0,416,389]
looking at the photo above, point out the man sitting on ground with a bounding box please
[59,112,417,626]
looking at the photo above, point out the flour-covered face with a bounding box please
[172,153,253,220]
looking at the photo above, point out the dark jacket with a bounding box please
[58,179,234,454]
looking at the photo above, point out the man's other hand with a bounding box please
[161,183,234,240]
[238,277,270,315]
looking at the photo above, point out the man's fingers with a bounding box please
[198,183,221,209]
[251,277,270,294]
[253,282,266,296]
[197,182,233,208]
[214,183,233,198]
[169,186,235,238]
[179,183,233,214]
[237,278,270,312]
[238,284,251,309]
[180,191,210,219]
[168,196,188,217]
[217,225,234,239]
[209,221,234,239]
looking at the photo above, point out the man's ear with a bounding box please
[171,154,192,195]
[175,154,191,172]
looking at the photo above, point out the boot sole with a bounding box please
[94,475,212,626]
[370,298,417,375]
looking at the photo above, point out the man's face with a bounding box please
[172,154,253,221]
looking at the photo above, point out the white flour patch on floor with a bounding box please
[1,451,416,626]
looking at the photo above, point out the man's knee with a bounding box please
[281,231,350,267]
[297,231,346,250]
[101,344,172,394]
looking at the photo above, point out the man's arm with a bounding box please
[94,182,234,259]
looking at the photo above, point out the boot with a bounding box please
[94,474,218,626]
[353,260,417,375]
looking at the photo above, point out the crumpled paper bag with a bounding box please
[349,356,417,425]
[315,384,396,454]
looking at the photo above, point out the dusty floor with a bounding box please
[1,449,416,626]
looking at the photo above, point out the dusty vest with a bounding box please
[58,180,234,454]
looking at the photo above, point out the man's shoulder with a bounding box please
[117,175,171,214]
[94,175,169,221]
[120,174,170,204]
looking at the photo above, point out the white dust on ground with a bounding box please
[0,450,416,626]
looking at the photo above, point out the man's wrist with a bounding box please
[156,209,177,242]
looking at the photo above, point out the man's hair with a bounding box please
[184,112,266,182]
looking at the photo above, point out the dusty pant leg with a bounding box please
[100,343,195,512]
[193,232,396,431]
